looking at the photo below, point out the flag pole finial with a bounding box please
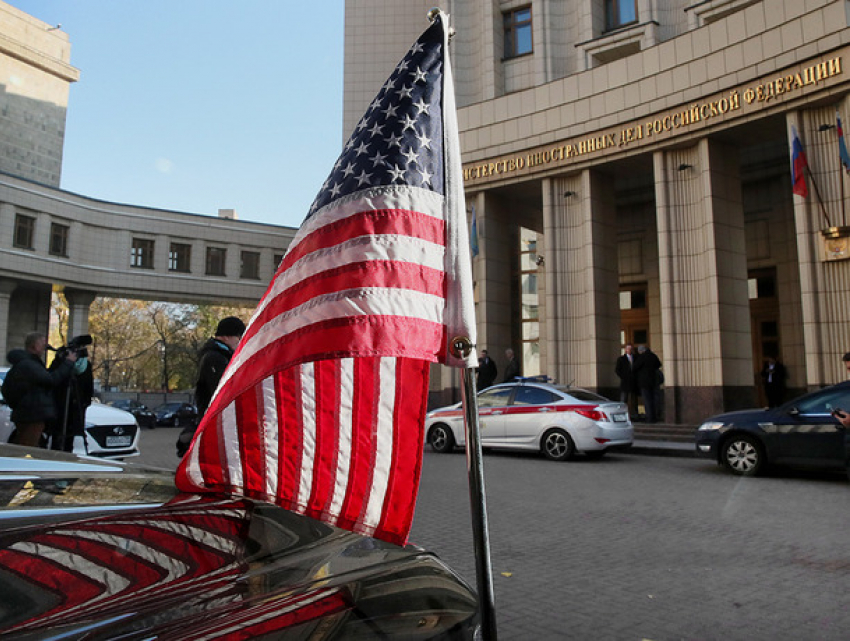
[427,7,442,22]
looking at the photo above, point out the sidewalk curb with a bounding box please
[628,439,695,458]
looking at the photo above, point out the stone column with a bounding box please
[543,171,619,393]
[655,138,754,423]
[0,278,18,362]
[64,288,96,340]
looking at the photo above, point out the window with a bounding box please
[477,387,513,408]
[503,7,532,58]
[605,0,637,31]
[519,227,540,376]
[131,238,155,269]
[13,214,35,250]
[513,387,558,406]
[49,222,69,257]
[169,243,191,273]
[206,246,226,276]
[240,250,261,280]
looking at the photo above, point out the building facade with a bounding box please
[345,0,850,422]
[0,2,296,359]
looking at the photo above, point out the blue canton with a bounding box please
[308,21,444,218]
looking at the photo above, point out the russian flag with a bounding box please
[791,126,808,197]
[838,111,850,173]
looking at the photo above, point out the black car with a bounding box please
[153,401,199,427]
[695,380,850,476]
[108,398,157,429]
[0,444,480,638]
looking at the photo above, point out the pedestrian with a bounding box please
[503,348,520,383]
[760,356,786,408]
[615,343,637,417]
[1,332,77,447]
[477,349,498,389]
[176,316,246,457]
[633,344,662,423]
[47,343,94,452]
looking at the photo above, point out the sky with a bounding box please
[10,1,345,228]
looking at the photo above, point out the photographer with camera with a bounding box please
[2,332,77,447]
[47,335,94,452]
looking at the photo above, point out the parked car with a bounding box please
[695,380,850,476]
[109,398,157,429]
[153,401,198,427]
[425,380,633,460]
[0,444,480,638]
[0,368,140,459]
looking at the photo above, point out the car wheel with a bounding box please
[721,434,764,476]
[541,429,575,461]
[172,416,180,427]
[428,424,455,453]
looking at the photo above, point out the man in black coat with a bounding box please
[633,344,662,423]
[2,332,76,447]
[477,349,498,389]
[48,350,94,452]
[177,316,246,457]
[503,348,521,383]
[615,343,637,417]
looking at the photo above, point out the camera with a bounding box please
[50,334,93,360]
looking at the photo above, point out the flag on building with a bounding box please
[837,111,850,173]
[175,12,476,546]
[791,125,808,197]
[470,204,479,257]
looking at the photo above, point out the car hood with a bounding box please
[0,445,479,639]
[702,407,778,424]
[86,403,136,425]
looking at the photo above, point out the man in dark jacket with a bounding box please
[633,344,662,423]
[177,316,246,457]
[2,332,76,447]
[615,343,637,418]
[48,349,94,452]
[477,349,498,389]
[503,348,521,383]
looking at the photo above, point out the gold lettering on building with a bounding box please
[464,56,843,183]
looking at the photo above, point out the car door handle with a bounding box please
[490,410,503,415]
[538,407,553,412]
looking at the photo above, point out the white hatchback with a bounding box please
[425,381,633,460]
[0,368,140,459]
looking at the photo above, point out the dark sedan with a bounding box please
[0,444,480,638]
[153,401,198,427]
[695,380,850,476]
[109,398,157,429]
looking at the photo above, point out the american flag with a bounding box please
[176,12,476,546]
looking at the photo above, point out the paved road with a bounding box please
[135,428,850,640]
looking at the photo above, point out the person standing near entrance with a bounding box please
[503,348,520,383]
[760,356,786,408]
[477,349,498,389]
[615,344,637,417]
[634,344,662,423]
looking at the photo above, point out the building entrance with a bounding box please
[749,268,781,406]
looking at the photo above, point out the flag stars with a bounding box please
[402,146,419,166]
[415,130,432,150]
[354,141,370,156]
[384,132,403,148]
[382,103,399,119]
[387,164,406,182]
[419,167,433,186]
[342,162,356,178]
[402,114,417,133]
[412,66,428,83]
[397,85,413,100]
[329,182,343,198]
[368,122,384,137]
[370,150,388,168]
[413,98,429,116]
[355,169,373,187]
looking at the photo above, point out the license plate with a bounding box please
[106,435,132,447]
[613,413,627,422]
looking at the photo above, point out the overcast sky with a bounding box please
[10,0,345,228]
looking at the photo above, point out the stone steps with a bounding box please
[632,422,696,443]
